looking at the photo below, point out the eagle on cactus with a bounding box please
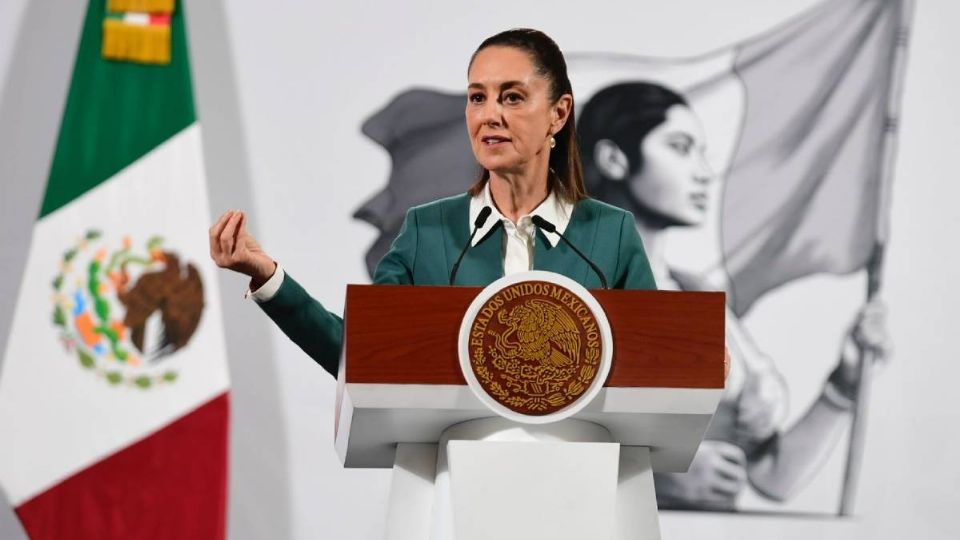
[51,230,204,388]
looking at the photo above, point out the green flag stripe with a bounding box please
[40,0,195,219]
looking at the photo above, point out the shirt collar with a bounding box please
[468,181,572,247]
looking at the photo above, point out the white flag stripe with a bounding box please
[122,13,151,26]
[0,124,230,505]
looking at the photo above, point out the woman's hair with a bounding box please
[579,82,688,203]
[466,28,587,203]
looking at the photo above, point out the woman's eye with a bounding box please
[503,93,523,104]
[469,93,485,104]
[669,141,691,155]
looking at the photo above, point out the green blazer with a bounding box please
[259,193,656,377]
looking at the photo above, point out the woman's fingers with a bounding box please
[711,475,745,498]
[210,209,251,271]
[209,210,233,257]
[709,444,747,497]
[237,211,249,237]
[712,441,747,466]
[723,347,731,380]
[219,211,243,258]
[852,299,892,360]
[236,212,257,255]
[697,441,747,495]
[208,209,274,281]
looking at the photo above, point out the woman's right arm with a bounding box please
[209,210,343,376]
[209,209,419,377]
[254,270,344,377]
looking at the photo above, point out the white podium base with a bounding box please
[385,418,661,540]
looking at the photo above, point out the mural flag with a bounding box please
[0,1,231,538]
[716,0,908,316]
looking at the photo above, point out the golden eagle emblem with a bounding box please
[495,299,581,369]
[467,280,603,416]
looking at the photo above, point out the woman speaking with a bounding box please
[208,29,657,377]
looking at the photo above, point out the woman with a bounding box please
[208,29,657,379]
[579,81,890,508]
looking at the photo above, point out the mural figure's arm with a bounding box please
[654,297,887,509]
[746,299,890,501]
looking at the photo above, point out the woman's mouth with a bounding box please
[481,135,511,146]
[690,192,709,210]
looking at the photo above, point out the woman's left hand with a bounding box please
[724,347,731,380]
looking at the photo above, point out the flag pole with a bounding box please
[838,242,883,517]
[838,0,914,517]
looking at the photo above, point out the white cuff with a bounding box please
[245,264,285,303]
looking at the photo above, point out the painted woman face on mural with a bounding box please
[624,104,714,226]
[581,82,715,229]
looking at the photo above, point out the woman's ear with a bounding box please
[594,139,629,181]
[551,94,573,133]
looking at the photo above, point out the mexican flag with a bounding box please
[0,1,230,538]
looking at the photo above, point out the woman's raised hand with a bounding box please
[209,210,276,288]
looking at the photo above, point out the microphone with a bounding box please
[450,206,494,285]
[531,215,609,289]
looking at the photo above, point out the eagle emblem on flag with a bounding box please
[50,230,204,389]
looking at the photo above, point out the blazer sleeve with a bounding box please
[612,211,658,290]
[372,207,417,285]
[258,271,344,377]
[256,208,418,377]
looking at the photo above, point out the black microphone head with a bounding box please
[531,215,556,233]
[475,206,493,228]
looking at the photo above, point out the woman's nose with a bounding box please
[693,153,715,185]
[481,100,503,127]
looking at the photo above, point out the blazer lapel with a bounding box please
[442,195,504,286]
[440,195,601,287]
[456,224,504,286]
[533,202,598,286]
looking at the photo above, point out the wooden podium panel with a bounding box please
[343,285,724,389]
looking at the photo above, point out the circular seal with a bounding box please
[458,271,613,424]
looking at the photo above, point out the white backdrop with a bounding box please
[2,1,959,539]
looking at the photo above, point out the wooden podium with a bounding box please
[335,283,725,540]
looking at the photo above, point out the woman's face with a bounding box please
[466,46,568,177]
[628,104,714,226]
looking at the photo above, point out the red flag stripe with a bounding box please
[15,392,229,540]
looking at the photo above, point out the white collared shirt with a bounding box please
[469,181,572,275]
[250,184,573,301]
